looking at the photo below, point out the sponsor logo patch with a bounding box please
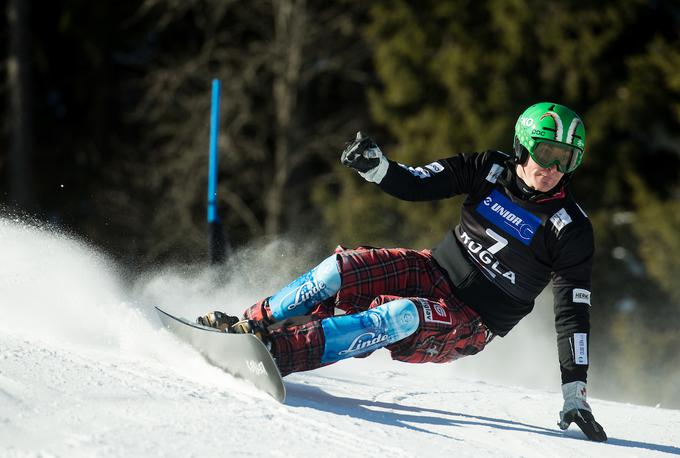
[338,332,388,356]
[421,302,452,325]
[574,333,588,365]
[398,162,444,178]
[486,164,504,183]
[550,208,573,233]
[476,190,541,245]
[398,163,432,179]
[573,288,591,305]
[425,161,445,174]
[281,280,327,311]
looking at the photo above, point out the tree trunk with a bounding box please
[6,0,36,211]
[265,0,306,235]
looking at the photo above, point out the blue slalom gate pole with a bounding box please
[207,79,227,264]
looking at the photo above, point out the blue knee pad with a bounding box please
[269,254,342,322]
[320,299,420,364]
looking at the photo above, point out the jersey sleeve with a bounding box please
[377,152,489,201]
[551,217,594,385]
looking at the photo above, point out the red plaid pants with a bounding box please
[246,246,490,377]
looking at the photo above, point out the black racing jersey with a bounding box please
[377,150,593,384]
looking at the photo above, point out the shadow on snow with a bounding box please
[285,382,680,455]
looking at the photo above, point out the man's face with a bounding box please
[516,155,565,193]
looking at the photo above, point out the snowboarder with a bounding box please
[198,102,607,442]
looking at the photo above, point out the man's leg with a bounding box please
[269,293,489,376]
[382,295,490,364]
[243,254,341,324]
[333,247,453,313]
[200,246,488,374]
[269,297,420,376]
[243,246,446,324]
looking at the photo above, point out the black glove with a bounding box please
[341,132,389,183]
[559,408,607,442]
[557,381,607,442]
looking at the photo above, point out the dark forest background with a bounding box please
[2,0,680,407]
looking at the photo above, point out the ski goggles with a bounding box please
[530,141,583,173]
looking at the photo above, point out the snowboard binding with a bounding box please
[197,311,272,349]
[196,311,240,332]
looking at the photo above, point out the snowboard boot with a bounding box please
[196,311,240,332]
[197,311,272,351]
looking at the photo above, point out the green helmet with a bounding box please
[513,102,586,173]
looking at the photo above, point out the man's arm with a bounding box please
[340,132,487,201]
[552,218,594,384]
[552,217,607,441]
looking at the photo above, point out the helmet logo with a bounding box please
[520,117,535,128]
[539,111,564,142]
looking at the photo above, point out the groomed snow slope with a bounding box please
[1,219,678,457]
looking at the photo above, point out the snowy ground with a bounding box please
[1,218,679,457]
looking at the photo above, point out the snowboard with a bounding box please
[155,306,285,403]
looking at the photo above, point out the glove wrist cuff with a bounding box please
[359,156,389,184]
[561,381,591,412]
